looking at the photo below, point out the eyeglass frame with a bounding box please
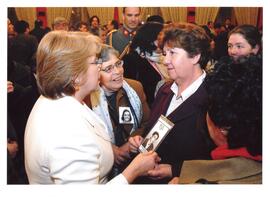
[89,58,103,65]
[100,60,124,73]
[89,58,103,70]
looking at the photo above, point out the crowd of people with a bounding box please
[7,7,262,184]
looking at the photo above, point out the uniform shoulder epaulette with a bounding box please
[107,29,118,47]
[107,29,117,36]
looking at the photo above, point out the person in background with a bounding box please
[123,21,168,106]
[8,18,16,39]
[25,31,158,184]
[146,15,164,24]
[227,24,262,61]
[169,55,262,184]
[99,25,108,43]
[207,20,216,36]
[89,15,101,36]
[30,19,48,43]
[106,7,141,58]
[9,20,38,68]
[212,23,229,61]
[224,18,235,31]
[85,44,150,179]
[107,19,119,33]
[52,16,68,31]
[129,23,214,184]
[78,21,89,32]
[7,81,19,184]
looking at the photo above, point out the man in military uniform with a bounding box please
[106,7,141,58]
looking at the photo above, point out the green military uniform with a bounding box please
[106,27,136,59]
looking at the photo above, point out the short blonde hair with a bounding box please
[37,31,101,99]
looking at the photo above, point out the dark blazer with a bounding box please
[135,81,214,184]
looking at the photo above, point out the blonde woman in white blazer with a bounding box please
[24,31,159,184]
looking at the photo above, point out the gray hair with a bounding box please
[100,44,119,62]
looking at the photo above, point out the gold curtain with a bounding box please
[195,7,219,25]
[140,7,161,22]
[160,7,187,23]
[234,7,259,26]
[46,7,72,29]
[86,7,114,26]
[117,7,161,24]
[80,7,90,23]
[15,7,37,30]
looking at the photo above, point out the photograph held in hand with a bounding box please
[139,115,174,153]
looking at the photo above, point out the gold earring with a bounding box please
[75,85,80,91]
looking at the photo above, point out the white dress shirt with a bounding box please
[166,71,206,116]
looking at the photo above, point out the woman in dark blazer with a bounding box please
[129,23,215,184]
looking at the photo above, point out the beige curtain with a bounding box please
[86,7,114,26]
[160,7,187,23]
[234,7,259,26]
[195,7,219,25]
[141,7,161,22]
[80,7,90,23]
[117,7,161,24]
[15,7,37,30]
[47,7,72,29]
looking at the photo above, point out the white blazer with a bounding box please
[25,95,127,184]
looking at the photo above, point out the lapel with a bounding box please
[147,81,207,132]
[81,103,111,143]
[167,82,208,123]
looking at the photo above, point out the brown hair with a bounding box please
[36,31,101,99]
[228,24,261,49]
[122,7,141,14]
[162,23,211,69]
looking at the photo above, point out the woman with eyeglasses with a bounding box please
[85,44,151,179]
[24,32,159,184]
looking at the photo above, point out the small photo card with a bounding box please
[119,106,134,124]
[139,115,174,153]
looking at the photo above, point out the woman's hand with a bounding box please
[7,139,18,158]
[128,135,143,153]
[122,151,160,183]
[112,143,130,165]
[7,81,14,93]
[147,163,172,180]
[168,177,179,184]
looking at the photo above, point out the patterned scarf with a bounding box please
[90,80,143,144]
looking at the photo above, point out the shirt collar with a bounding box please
[170,71,206,101]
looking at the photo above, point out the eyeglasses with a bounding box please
[89,58,103,70]
[100,60,124,73]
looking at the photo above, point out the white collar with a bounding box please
[170,71,206,101]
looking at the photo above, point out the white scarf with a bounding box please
[135,47,169,80]
[90,80,143,144]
